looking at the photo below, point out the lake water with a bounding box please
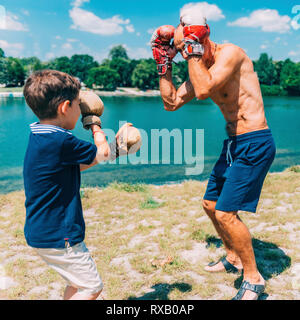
[0,95,299,194]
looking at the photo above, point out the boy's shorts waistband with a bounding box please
[227,129,272,143]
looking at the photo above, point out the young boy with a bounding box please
[23,69,112,300]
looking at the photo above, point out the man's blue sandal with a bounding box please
[207,257,242,274]
[232,281,265,300]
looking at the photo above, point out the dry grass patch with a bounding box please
[0,171,299,300]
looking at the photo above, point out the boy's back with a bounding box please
[23,122,96,248]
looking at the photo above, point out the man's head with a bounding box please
[23,69,81,126]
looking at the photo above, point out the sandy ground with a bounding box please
[0,172,299,300]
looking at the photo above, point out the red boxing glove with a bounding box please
[151,25,177,75]
[183,24,210,56]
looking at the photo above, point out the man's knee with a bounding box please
[215,210,237,228]
[202,199,216,216]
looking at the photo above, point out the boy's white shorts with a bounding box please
[35,241,103,296]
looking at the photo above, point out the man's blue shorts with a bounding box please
[203,129,276,213]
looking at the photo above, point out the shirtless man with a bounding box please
[150,12,276,300]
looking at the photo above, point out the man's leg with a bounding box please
[202,199,242,271]
[215,209,265,300]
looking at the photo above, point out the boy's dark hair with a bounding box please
[23,69,81,120]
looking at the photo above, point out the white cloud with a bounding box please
[21,9,30,16]
[69,7,133,36]
[274,37,281,43]
[67,38,79,42]
[288,50,299,57]
[122,44,152,60]
[228,9,291,34]
[260,44,268,49]
[72,0,90,8]
[180,2,225,22]
[62,43,73,50]
[45,52,55,60]
[0,11,28,31]
[55,35,62,40]
[0,39,24,56]
[147,28,155,35]
[125,24,135,33]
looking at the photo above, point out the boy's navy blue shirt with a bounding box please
[23,122,97,248]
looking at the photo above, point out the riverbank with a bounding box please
[0,166,299,300]
[0,87,161,98]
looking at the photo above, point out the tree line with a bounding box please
[0,45,299,95]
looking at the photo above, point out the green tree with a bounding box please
[47,56,72,74]
[172,61,188,87]
[254,53,277,85]
[131,59,158,90]
[109,57,132,87]
[70,54,98,83]
[109,45,129,60]
[86,66,120,91]
[273,60,284,85]
[0,58,8,84]
[5,57,26,86]
[19,57,45,74]
[0,48,5,58]
[280,59,300,95]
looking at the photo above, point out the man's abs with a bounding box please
[217,102,268,136]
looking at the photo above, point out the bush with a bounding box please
[260,84,288,96]
[86,66,120,91]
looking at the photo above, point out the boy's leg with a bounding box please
[64,285,78,300]
[65,288,102,300]
[35,242,103,300]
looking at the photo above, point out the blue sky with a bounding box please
[0,0,299,62]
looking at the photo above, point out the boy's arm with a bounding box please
[80,123,141,171]
[80,125,110,171]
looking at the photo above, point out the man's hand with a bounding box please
[183,25,210,56]
[180,13,210,57]
[151,25,177,76]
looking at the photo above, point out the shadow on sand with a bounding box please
[128,283,192,300]
[233,238,291,300]
[129,237,291,300]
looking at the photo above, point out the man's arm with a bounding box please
[150,25,195,111]
[187,46,243,100]
[159,69,195,111]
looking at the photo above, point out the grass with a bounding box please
[108,182,148,193]
[0,168,299,300]
[0,87,23,93]
[139,196,164,209]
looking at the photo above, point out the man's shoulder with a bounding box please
[217,43,246,56]
[215,43,248,67]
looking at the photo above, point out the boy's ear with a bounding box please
[58,100,70,115]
